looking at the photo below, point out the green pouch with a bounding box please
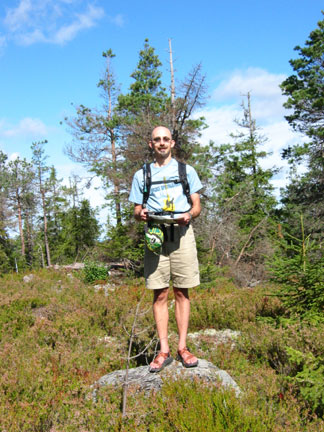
[145,225,164,254]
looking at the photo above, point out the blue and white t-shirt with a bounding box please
[129,158,202,213]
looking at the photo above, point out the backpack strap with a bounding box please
[178,161,192,206]
[143,160,192,207]
[142,162,151,207]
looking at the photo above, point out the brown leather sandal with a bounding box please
[177,347,198,368]
[149,351,173,373]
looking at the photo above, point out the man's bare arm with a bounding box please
[177,192,201,226]
[188,192,201,219]
[134,204,149,222]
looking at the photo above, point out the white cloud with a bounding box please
[212,68,288,122]
[0,35,7,47]
[213,68,286,100]
[108,13,125,27]
[198,68,306,193]
[1,117,48,138]
[8,152,20,161]
[197,105,241,146]
[18,29,46,45]
[4,0,33,32]
[52,4,105,45]
[3,1,105,46]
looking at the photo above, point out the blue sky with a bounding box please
[1,0,323,224]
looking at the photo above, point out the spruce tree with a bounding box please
[58,199,99,261]
[280,14,324,243]
[202,94,278,282]
[44,166,69,263]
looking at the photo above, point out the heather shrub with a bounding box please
[189,283,270,331]
[149,379,271,431]
[240,323,293,374]
[240,318,324,418]
[1,270,324,430]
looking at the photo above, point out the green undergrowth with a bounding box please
[0,270,323,431]
[82,261,110,284]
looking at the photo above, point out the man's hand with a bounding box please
[134,204,148,222]
[176,212,192,226]
[139,208,149,221]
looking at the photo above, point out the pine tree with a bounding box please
[31,140,52,266]
[0,151,13,272]
[65,50,123,225]
[7,157,35,261]
[22,189,38,268]
[117,38,169,171]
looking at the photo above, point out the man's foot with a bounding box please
[149,352,173,373]
[177,347,198,368]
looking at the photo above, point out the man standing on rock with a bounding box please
[129,126,202,372]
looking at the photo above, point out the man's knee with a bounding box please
[153,287,169,304]
[173,287,189,301]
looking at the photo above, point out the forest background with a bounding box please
[0,2,323,282]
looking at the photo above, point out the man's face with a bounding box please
[149,127,175,160]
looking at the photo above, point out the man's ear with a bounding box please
[148,141,153,150]
[171,140,175,148]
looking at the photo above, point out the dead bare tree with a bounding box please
[172,63,207,159]
[169,38,176,130]
[234,217,267,267]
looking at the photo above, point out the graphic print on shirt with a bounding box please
[162,177,175,212]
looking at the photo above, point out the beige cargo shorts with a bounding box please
[144,224,200,289]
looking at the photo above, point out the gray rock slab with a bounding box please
[23,274,34,283]
[91,358,241,401]
[93,283,116,296]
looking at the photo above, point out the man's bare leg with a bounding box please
[150,287,170,369]
[173,287,197,365]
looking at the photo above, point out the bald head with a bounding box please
[151,126,172,141]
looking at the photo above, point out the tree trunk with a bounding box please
[41,188,51,266]
[246,92,258,197]
[25,213,33,266]
[16,191,25,257]
[110,133,122,225]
